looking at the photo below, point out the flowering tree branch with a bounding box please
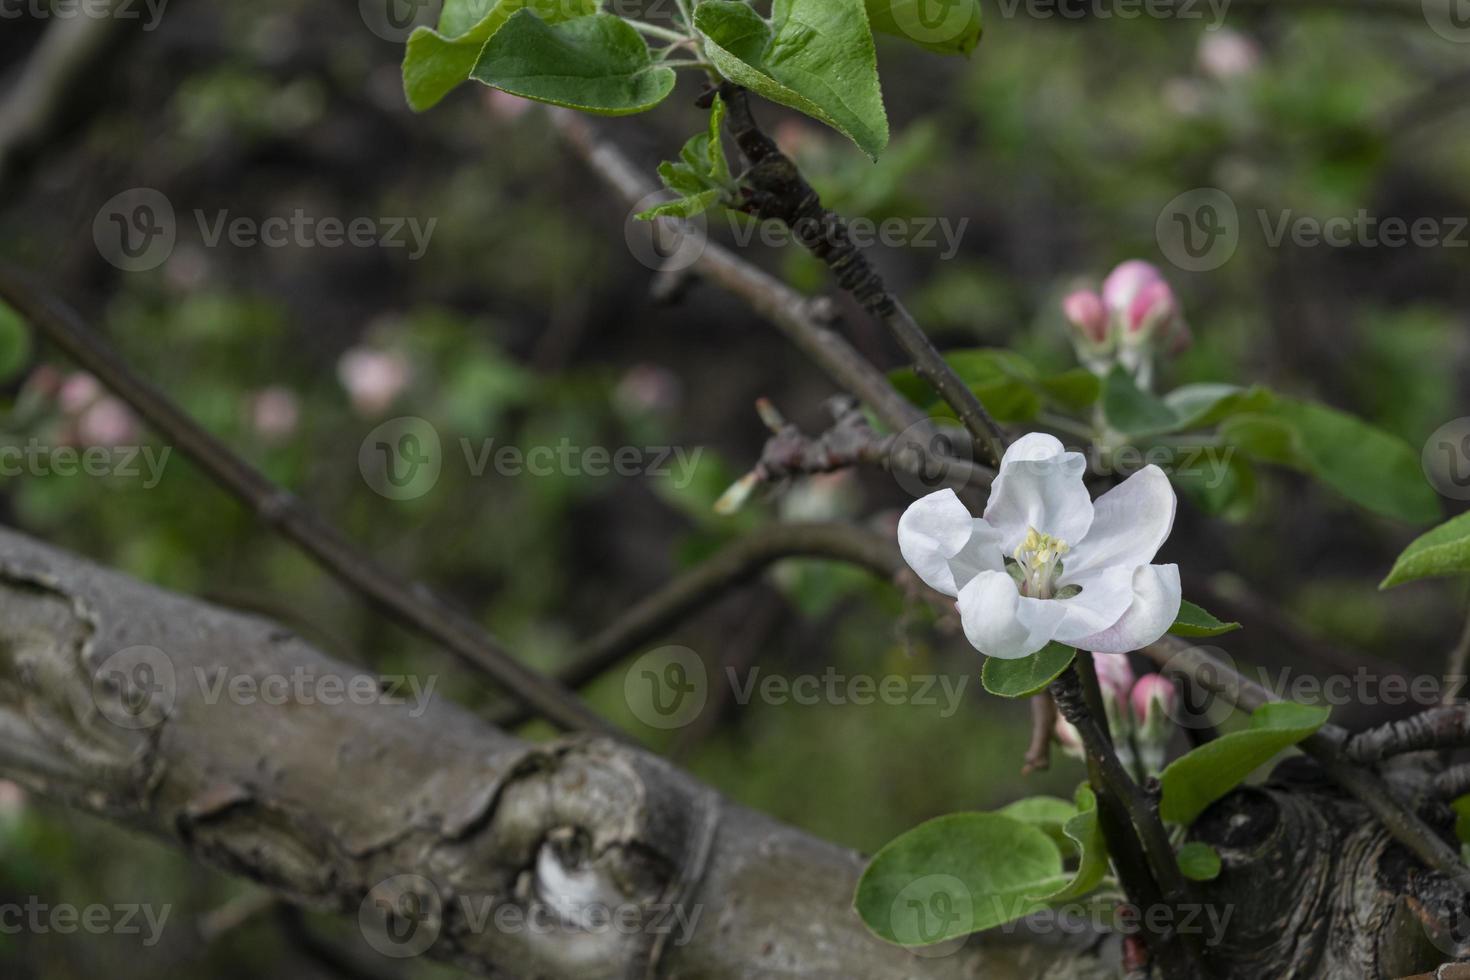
[717,85,1008,469]
[0,267,616,737]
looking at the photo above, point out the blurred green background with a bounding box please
[0,0,1468,975]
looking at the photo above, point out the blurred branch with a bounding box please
[0,267,616,736]
[1023,694,1057,775]
[718,86,1008,468]
[0,2,131,191]
[1345,705,1470,763]
[1444,601,1470,705]
[494,520,904,727]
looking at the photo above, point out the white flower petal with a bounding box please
[1052,565,1137,644]
[1066,466,1177,579]
[957,570,1066,660]
[984,434,1093,549]
[1071,564,1182,655]
[898,489,1004,597]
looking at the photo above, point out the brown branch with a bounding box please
[552,107,933,444]
[1023,694,1056,775]
[1345,706,1470,764]
[0,524,1111,980]
[0,267,615,737]
[718,86,1008,468]
[494,520,904,727]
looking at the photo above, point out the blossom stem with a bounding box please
[1053,658,1206,977]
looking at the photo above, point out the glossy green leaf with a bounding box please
[1037,368,1102,413]
[855,813,1067,946]
[1159,702,1330,826]
[997,796,1078,855]
[1035,786,1108,903]
[1103,365,1179,438]
[1163,383,1273,432]
[402,0,599,112]
[696,0,889,158]
[470,11,676,116]
[1177,842,1222,881]
[982,643,1076,698]
[864,0,982,56]
[1221,397,1441,524]
[1381,512,1470,588]
[1168,599,1241,638]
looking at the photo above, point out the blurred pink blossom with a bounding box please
[58,372,102,415]
[249,386,301,442]
[613,363,682,417]
[77,397,139,448]
[1131,673,1179,731]
[1198,28,1261,82]
[337,347,410,418]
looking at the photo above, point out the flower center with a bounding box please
[1010,526,1071,600]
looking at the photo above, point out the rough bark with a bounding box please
[0,525,1109,979]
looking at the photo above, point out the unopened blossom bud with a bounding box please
[337,347,410,419]
[1094,653,1136,741]
[1125,279,1178,344]
[77,397,138,448]
[249,386,300,443]
[1054,715,1084,760]
[1062,290,1109,346]
[1101,260,1164,323]
[1131,673,1179,775]
[58,372,102,415]
[0,780,25,837]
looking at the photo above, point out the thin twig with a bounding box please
[492,521,902,727]
[1022,693,1056,775]
[1444,599,1470,706]
[0,268,616,736]
[718,86,1008,468]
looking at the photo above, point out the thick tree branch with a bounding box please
[0,267,613,736]
[0,525,1110,980]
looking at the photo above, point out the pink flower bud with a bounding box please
[1198,28,1261,82]
[1062,290,1109,345]
[1054,715,1084,759]
[337,347,410,419]
[249,386,300,443]
[1101,260,1164,320]
[1125,279,1178,340]
[1131,673,1179,731]
[77,397,138,448]
[58,372,102,415]
[1093,653,1137,739]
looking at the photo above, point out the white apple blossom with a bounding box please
[898,433,1181,660]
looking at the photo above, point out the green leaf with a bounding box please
[855,813,1067,946]
[1381,512,1470,589]
[982,643,1076,698]
[864,0,982,56]
[1452,794,1470,845]
[890,350,1052,423]
[1159,702,1331,826]
[1176,842,1222,881]
[696,0,889,158]
[638,97,734,221]
[0,300,31,383]
[1163,383,1274,432]
[401,0,599,112]
[1221,397,1441,524]
[1036,368,1102,414]
[470,11,676,116]
[1103,365,1180,438]
[997,796,1079,855]
[1035,786,1109,903]
[1168,599,1241,638]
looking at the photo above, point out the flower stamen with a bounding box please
[1012,526,1071,599]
